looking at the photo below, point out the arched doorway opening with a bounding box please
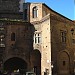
[57,51,70,75]
[3,57,27,74]
[30,50,41,75]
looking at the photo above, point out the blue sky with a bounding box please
[25,0,74,20]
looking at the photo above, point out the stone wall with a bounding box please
[0,0,24,19]
[0,0,20,13]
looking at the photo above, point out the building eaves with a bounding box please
[27,2,73,22]
[42,3,73,22]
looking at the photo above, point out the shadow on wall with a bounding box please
[3,57,27,73]
[30,49,41,75]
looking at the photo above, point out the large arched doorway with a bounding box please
[3,57,27,74]
[57,51,70,75]
[30,50,41,75]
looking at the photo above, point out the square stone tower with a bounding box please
[0,0,25,13]
[0,0,25,19]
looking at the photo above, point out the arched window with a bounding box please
[11,33,15,41]
[33,6,38,18]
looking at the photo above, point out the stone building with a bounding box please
[23,2,75,75]
[0,1,75,75]
[0,20,34,71]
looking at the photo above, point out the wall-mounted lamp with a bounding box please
[71,28,74,35]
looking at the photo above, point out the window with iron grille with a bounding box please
[60,30,67,43]
[34,33,41,44]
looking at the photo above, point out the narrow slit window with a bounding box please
[11,33,15,41]
[63,61,66,66]
[60,30,67,43]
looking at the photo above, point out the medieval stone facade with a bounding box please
[24,3,75,75]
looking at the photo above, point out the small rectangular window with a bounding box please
[11,33,15,41]
[60,30,66,43]
[63,61,66,66]
[34,33,41,44]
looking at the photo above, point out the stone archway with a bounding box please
[30,50,41,75]
[57,51,70,75]
[3,57,27,74]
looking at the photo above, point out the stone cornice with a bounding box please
[0,18,30,25]
[50,14,74,25]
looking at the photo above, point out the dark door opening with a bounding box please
[3,57,27,74]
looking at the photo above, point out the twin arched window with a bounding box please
[33,6,38,18]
